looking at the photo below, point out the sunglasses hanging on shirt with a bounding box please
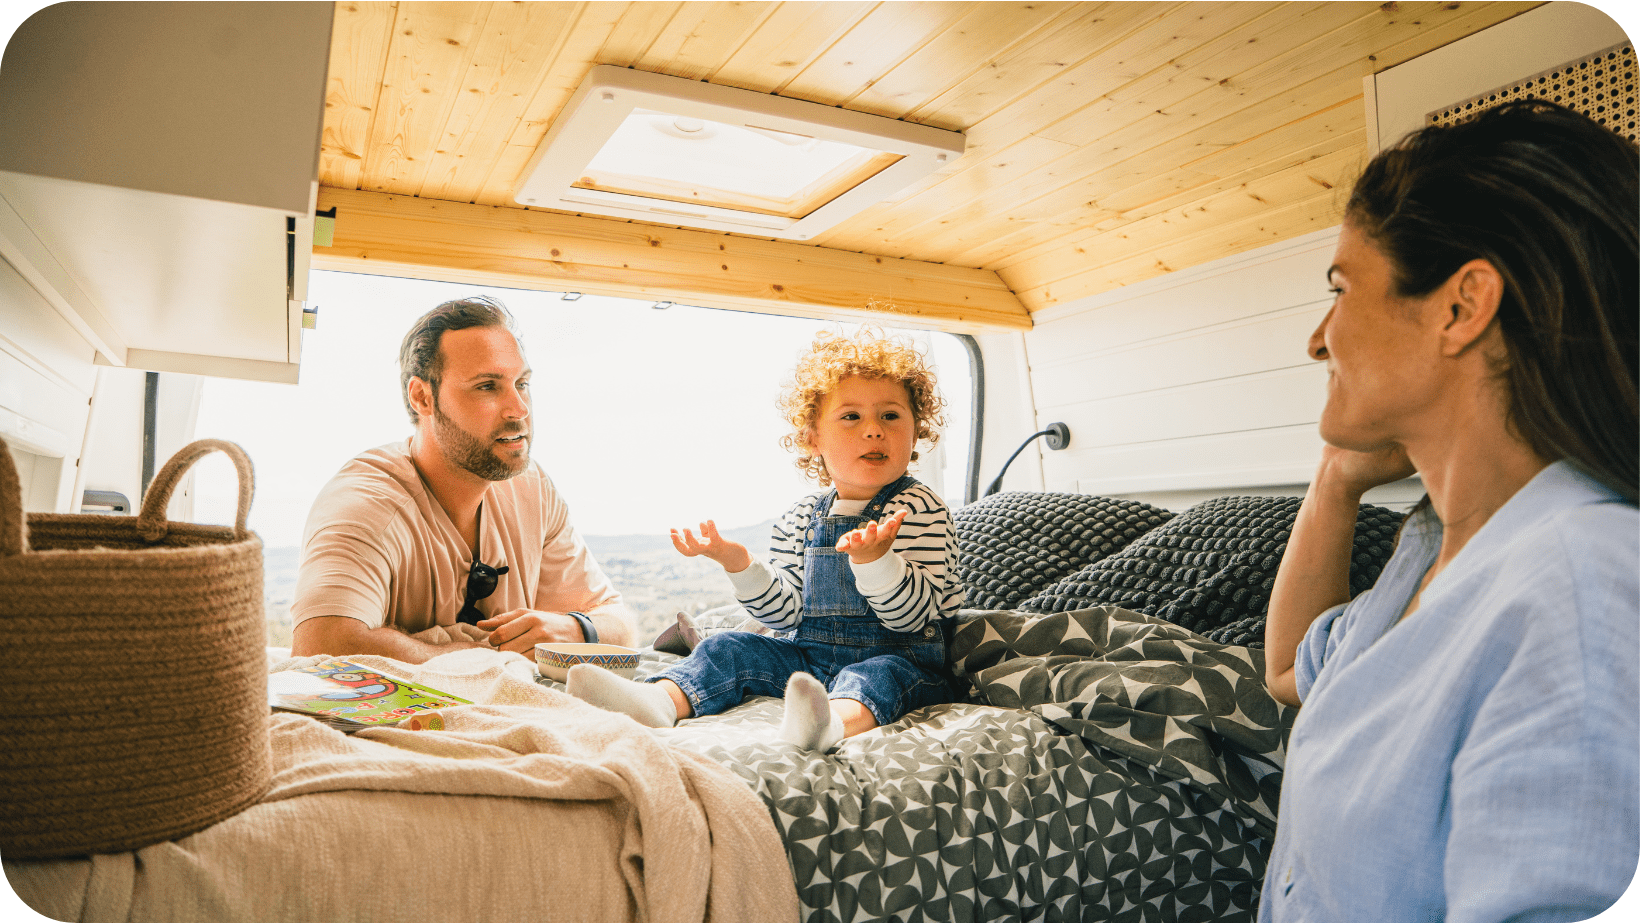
[457,560,510,625]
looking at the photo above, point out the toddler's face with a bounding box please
[809,376,916,500]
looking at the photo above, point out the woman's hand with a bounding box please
[1315,442,1416,498]
[835,508,908,564]
[671,520,753,573]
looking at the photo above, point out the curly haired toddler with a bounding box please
[568,326,964,749]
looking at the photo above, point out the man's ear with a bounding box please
[407,376,436,421]
[1437,258,1505,357]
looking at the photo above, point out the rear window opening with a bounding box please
[188,269,977,646]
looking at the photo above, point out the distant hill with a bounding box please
[582,520,777,557]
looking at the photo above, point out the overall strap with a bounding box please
[806,488,840,544]
[863,474,918,520]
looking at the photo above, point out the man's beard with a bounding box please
[431,402,529,482]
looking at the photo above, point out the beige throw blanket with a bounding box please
[5,648,798,922]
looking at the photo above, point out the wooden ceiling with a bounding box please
[314,1,1538,331]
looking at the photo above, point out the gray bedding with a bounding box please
[633,604,1295,922]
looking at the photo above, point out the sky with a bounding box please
[188,270,973,550]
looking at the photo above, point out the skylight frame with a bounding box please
[512,66,966,240]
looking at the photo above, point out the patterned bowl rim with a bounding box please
[535,644,640,667]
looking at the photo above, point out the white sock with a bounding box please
[780,672,845,751]
[566,664,677,728]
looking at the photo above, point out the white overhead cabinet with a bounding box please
[0,1,329,513]
[0,1,332,386]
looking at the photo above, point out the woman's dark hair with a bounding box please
[397,295,519,425]
[1347,99,1638,502]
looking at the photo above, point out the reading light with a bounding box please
[513,67,965,239]
[560,292,583,301]
[984,423,1071,497]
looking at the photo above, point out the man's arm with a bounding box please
[586,601,637,647]
[292,615,490,663]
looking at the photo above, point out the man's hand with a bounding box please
[671,520,753,573]
[478,608,588,655]
[836,508,908,564]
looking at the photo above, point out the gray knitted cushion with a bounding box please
[953,492,1174,611]
[1017,495,1404,647]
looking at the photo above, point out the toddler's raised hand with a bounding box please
[671,519,753,574]
[836,508,908,564]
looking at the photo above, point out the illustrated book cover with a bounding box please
[269,658,470,732]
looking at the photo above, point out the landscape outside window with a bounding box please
[189,270,974,647]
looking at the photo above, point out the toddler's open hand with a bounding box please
[671,519,753,574]
[835,508,908,564]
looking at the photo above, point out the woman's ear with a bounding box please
[1438,258,1505,357]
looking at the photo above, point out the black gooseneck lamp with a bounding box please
[983,422,1071,497]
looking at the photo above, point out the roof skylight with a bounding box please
[513,67,963,240]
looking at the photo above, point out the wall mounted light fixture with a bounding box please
[984,422,1071,497]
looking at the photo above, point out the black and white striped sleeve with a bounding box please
[724,493,818,631]
[849,483,964,633]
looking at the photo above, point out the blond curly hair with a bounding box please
[777,326,946,486]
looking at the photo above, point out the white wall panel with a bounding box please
[1030,305,1324,405]
[1021,227,1341,498]
[973,330,1046,497]
[0,255,94,510]
[1042,364,1328,450]
[1027,229,1341,362]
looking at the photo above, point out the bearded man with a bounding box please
[291,296,637,662]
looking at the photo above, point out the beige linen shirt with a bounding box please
[291,441,621,634]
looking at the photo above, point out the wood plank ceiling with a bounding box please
[315,1,1539,331]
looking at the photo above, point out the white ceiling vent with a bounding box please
[511,67,965,240]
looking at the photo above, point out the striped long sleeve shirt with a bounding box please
[725,481,963,633]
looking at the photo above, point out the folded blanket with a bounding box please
[950,606,1297,837]
[6,648,797,923]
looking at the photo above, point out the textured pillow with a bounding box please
[953,492,1174,611]
[1017,495,1405,648]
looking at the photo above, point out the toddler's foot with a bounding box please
[780,672,844,751]
[651,611,698,656]
[676,611,702,650]
[566,664,677,728]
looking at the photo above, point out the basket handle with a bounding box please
[0,436,25,558]
[136,439,256,542]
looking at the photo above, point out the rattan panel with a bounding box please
[1429,43,1638,142]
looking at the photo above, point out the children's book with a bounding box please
[269,658,470,733]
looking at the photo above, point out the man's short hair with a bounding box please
[398,295,520,425]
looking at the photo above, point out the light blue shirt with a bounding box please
[1261,462,1639,922]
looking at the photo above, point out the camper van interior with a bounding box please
[1,1,1634,921]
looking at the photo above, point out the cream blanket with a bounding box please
[5,647,798,922]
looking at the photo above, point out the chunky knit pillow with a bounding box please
[1018,495,1405,648]
[953,492,1174,611]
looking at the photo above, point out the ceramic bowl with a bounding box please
[535,642,641,683]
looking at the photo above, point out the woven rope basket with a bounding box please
[0,437,271,859]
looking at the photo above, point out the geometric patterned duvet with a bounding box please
[641,605,1296,922]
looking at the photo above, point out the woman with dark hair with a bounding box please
[1262,99,1638,922]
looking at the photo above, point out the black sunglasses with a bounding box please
[456,560,511,625]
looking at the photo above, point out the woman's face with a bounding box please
[1309,223,1449,452]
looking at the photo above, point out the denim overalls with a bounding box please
[653,474,953,727]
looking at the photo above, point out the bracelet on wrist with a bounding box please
[566,610,598,644]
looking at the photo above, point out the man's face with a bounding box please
[423,326,532,482]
